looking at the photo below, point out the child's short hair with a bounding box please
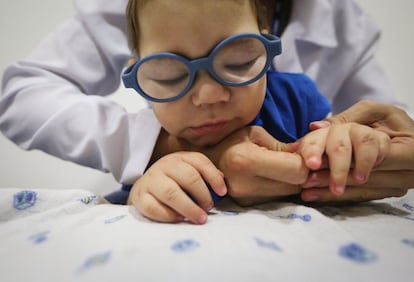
[126,0,270,55]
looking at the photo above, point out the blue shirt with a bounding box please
[251,71,331,142]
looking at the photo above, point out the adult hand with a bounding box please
[204,126,307,206]
[301,100,413,202]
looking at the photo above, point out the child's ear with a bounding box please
[127,58,137,67]
[260,28,270,34]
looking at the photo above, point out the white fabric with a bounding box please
[1,188,413,282]
[0,0,409,185]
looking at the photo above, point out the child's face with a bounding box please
[138,0,267,147]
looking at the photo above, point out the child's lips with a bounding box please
[190,121,228,136]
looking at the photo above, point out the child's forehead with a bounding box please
[137,0,255,17]
[134,0,259,57]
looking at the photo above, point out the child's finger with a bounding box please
[325,124,352,195]
[350,126,387,184]
[179,152,227,199]
[298,127,329,170]
[137,193,185,223]
[152,176,209,225]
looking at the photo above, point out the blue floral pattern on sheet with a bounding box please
[78,251,112,273]
[104,214,127,224]
[28,231,50,244]
[402,203,414,212]
[13,190,37,210]
[287,213,312,222]
[171,239,200,253]
[401,238,414,248]
[255,237,282,252]
[1,188,414,281]
[339,243,377,263]
[79,195,97,205]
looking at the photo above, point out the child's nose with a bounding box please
[191,71,231,106]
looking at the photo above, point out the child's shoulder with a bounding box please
[266,71,320,98]
[266,71,316,87]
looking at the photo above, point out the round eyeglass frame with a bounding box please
[122,33,282,103]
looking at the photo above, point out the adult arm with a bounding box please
[0,0,161,184]
[276,0,409,113]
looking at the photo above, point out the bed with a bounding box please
[1,187,413,281]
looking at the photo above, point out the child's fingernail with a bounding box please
[218,185,227,195]
[306,156,321,169]
[332,184,345,195]
[197,213,208,224]
[204,203,214,212]
[354,173,367,183]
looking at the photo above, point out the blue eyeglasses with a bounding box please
[122,33,281,103]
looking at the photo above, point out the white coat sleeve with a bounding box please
[330,0,409,113]
[0,0,161,184]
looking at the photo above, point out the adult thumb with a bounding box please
[310,100,388,130]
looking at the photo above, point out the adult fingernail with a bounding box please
[302,193,320,202]
[310,120,331,129]
[302,180,319,188]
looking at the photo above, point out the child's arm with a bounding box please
[298,122,391,196]
[128,151,227,224]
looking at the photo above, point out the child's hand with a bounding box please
[128,152,227,224]
[298,122,390,195]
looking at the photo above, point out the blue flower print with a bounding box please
[79,195,97,205]
[402,238,414,249]
[29,231,50,244]
[104,215,127,224]
[339,243,377,263]
[78,251,112,273]
[13,190,37,210]
[287,213,312,222]
[402,203,414,212]
[171,239,200,253]
[255,237,282,252]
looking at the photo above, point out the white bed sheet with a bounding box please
[0,188,413,282]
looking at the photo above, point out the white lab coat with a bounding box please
[0,0,408,185]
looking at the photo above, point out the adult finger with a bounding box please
[312,100,391,127]
[303,170,414,190]
[228,178,302,205]
[301,186,407,203]
[224,145,309,184]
